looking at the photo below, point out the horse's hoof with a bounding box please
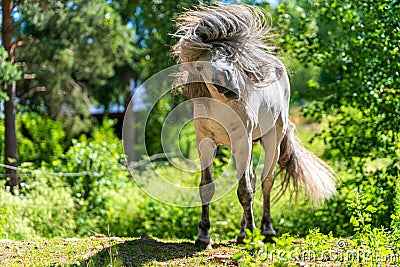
[236,232,247,244]
[262,230,276,243]
[195,237,212,249]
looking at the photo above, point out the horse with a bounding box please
[172,4,336,249]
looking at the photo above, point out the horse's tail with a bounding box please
[277,120,336,205]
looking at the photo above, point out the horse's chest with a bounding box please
[194,118,231,146]
[193,99,255,147]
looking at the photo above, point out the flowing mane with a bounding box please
[172,4,283,92]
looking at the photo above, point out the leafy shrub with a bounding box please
[0,118,130,239]
[391,210,400,235]
[104,164,242,240]
[51,119,130,236]
[281,0,400,237]
[0,178,76,239]
[0,204,8,238]
[274,160,399,237]
[19,176,76,238]
[232,179,400,266]
[3,112,397,243]
[234,224,400,266]
[17,112,68,166]
[0,194,38,240]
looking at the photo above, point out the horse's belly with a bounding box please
[252,107,276,140]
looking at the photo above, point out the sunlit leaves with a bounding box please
[12,0,138,124]
[0,47,22,100]
[278,0,400,230]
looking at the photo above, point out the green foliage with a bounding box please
[53,119,129,235]
[234,226,400,266]
[104,163,241,240]
[278,0,400,233]
[0,178,76,239]
[276,0,320,62]
[110,195,200,239]
[178,121,197,160]
[0,119,129,239]
[144,96,174,155]
[113,0,211,80]
[17,112,68,165]
[0,112,71,177]
[303,0,399,163]
[10,1,138,131]
[275,0,324,104]
[271,195,351,237]
[391,210,400,235]
[0,205,7,238]
[277,169,398,237]
[0,47,22,101]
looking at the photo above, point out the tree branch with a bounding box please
[23,73,36,80]
[17,86,46,102]
[10,38,37,59]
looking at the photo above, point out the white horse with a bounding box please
[173,4,336,249]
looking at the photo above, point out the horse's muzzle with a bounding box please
[212,70,241,99]
[215,84,240,99]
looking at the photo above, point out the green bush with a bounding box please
[2,113,397,243]
[0,118,130,239]
[104,163,241,240]
[51,119,130,236]
[234,211,400,266]
[0,204,8,238]
[0,178,76,239]
[1,112,71,174]
[17,112,68,166]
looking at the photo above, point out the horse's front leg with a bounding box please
[260,125,283,242]
[233,136,255,244]
[195,137,216,249]
[239,163,256,241]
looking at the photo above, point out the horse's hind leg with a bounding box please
[195,137,216,249]
[260,124,284,242]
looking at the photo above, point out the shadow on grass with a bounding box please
[79,238,202,266]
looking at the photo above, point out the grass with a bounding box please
[2,231,399,266]
[0,237,241,267]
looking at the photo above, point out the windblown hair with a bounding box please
[172,4,283,98]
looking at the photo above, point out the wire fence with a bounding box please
[0,163,102,177]
[0,152,182,178]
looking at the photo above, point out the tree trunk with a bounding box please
[2,0,19,192]
[123,73,136,163]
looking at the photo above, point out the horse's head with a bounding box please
[173,4,284,100]
[193,47,245,99]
